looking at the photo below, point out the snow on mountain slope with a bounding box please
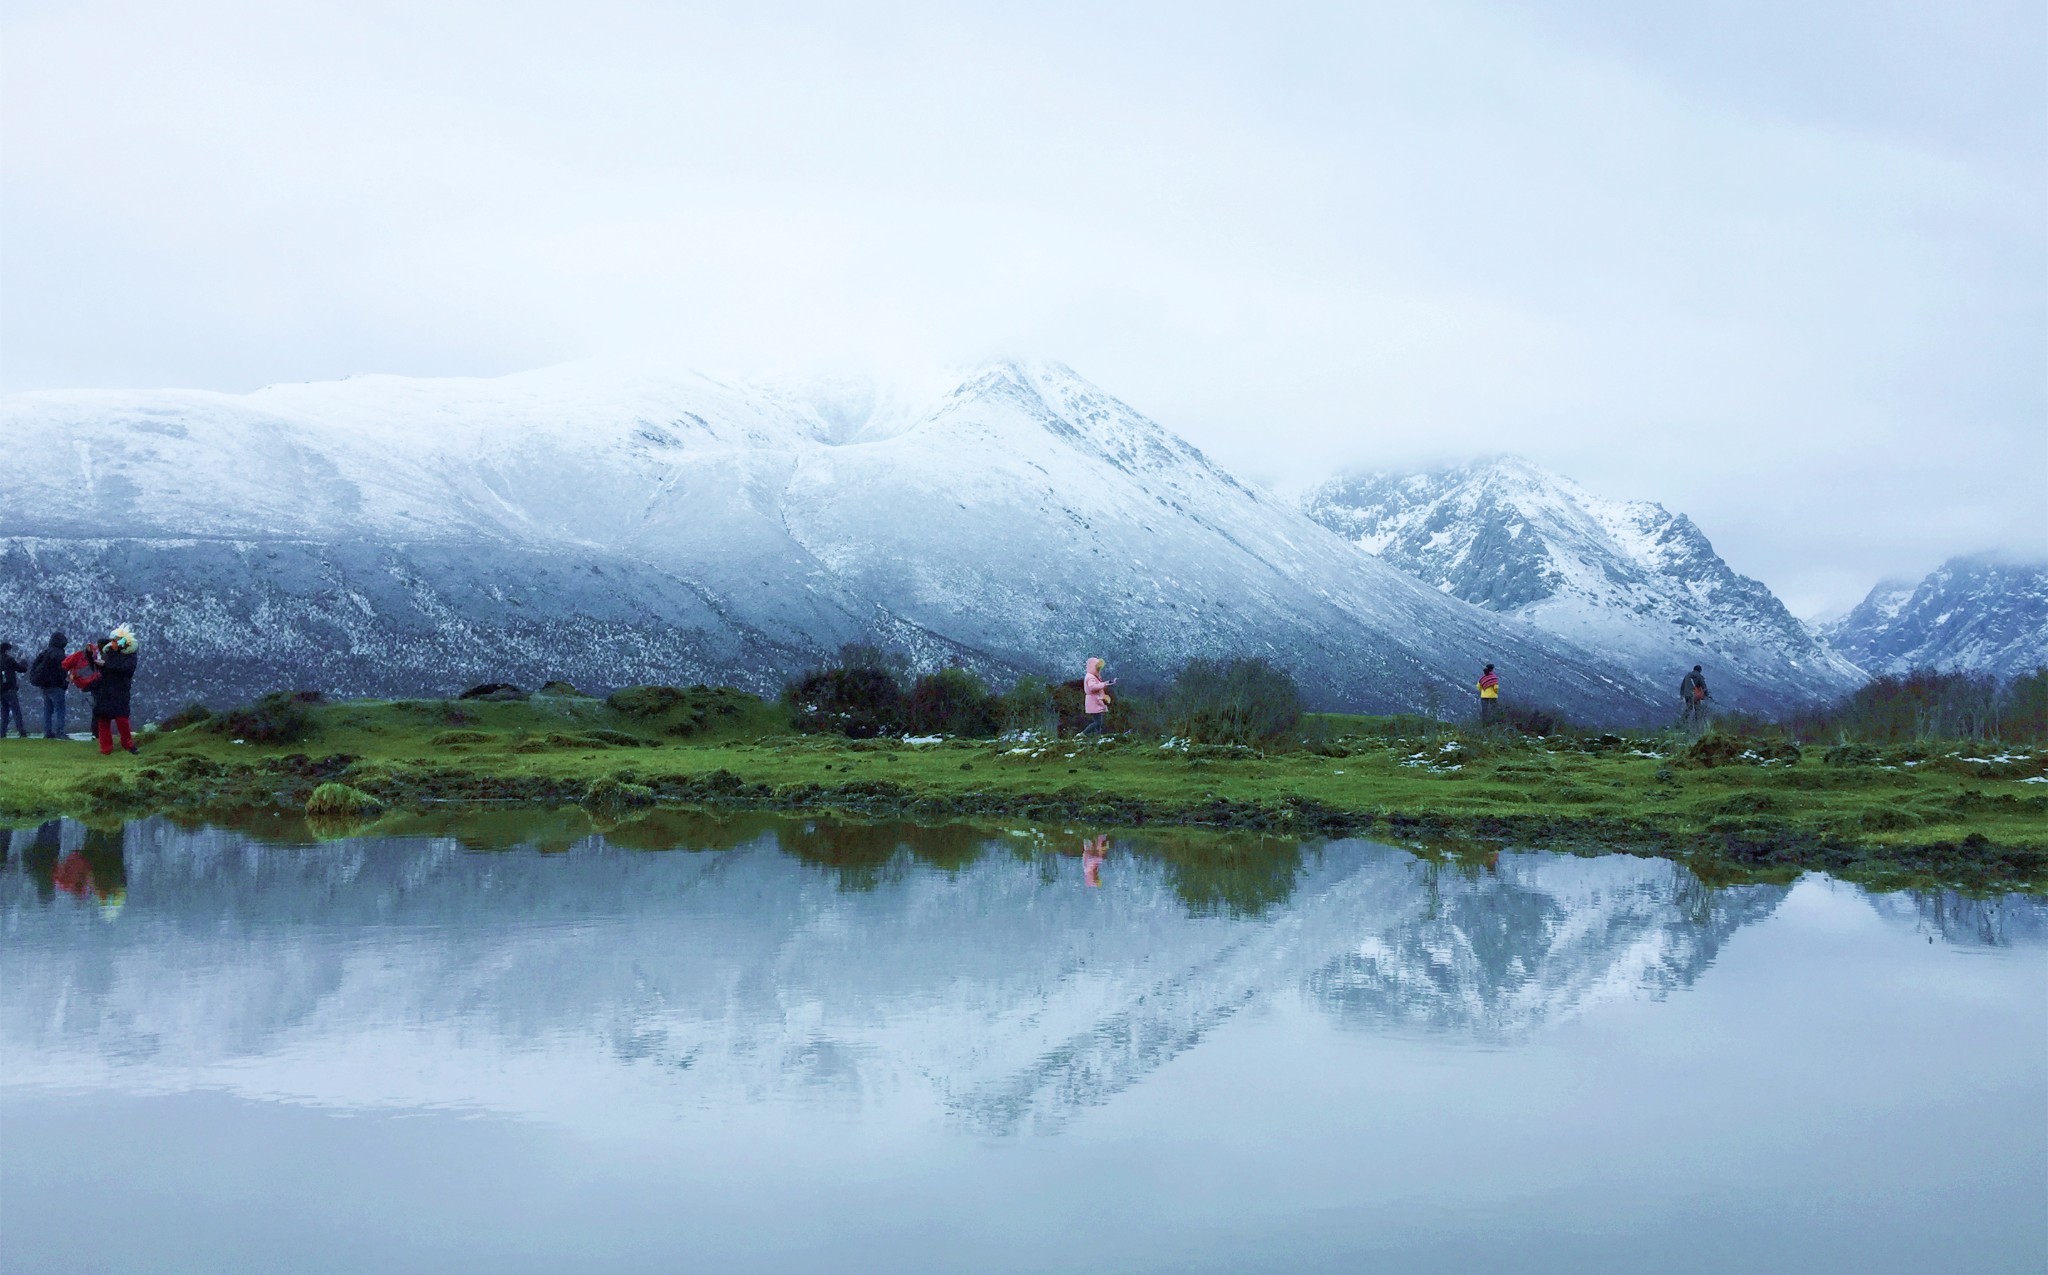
[1302,457,1864,712]
[1823,555,2048,680]
[0,362,1659,717]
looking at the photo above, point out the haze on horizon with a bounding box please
[2,1,2042,617]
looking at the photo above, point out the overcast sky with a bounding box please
[4,0,2042,615]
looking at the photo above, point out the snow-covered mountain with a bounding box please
[1301,457,1865,712]
[1823,555,2048,680]
[0,362,1659,718]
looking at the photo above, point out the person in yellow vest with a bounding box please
[1477,663,1500,726]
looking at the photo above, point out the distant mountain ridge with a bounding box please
[1301,457,1865,712]
[1823,555,2048,681]
[0,361,1659,719]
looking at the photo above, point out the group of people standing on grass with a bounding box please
[0,627,142,755]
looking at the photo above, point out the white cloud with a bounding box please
[2,0,2041,614]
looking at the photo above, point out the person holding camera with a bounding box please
[89,627,141,756]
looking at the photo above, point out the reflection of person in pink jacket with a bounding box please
[1082,834,1108,887]
[1082,658,1116,735]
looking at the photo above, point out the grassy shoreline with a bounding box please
[2,692,2043,893]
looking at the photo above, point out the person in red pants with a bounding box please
[88,627,140,755]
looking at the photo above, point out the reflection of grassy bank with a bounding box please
[1,696,2043,892]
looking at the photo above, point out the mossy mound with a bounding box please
[458,683,529,702]
[158,702,214,732]
[212,692,321,745]
[584,775,657,815]
[606,685,761,737]
[1681,733,1800,768]
[305,782,382,817]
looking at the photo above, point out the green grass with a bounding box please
[3,694,2043,892]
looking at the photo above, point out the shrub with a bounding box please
[2002,668,2048,740]
[1495,701,1569,738]
[1363,714,1444,740]
[607,684,760,737]
[906,668,1001,737]
[1165,657,1303,747]
[783,664,906,738]
[1705,710,1782,739]
[158,702,213,732]
[607,685,693,716]
[1051,679,1087,734]
[1795,668,2010,744]
[213,692,317,744]
[997,676,1056,734]
[1823,742,1881,767]
[1297,715,1346,756]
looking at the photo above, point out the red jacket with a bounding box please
[61,648,100,692]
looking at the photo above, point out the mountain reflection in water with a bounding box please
[0,814,2034,1141]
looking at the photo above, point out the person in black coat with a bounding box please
[28,632,70,739]
[1679,665,1709,728]
[0,641,26,738]
[90,627,140,755]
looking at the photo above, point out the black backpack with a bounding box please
[28,649,62,689]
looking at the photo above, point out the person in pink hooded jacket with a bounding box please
[1082,657,1116,735]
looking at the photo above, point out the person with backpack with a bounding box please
[1679,665,1709,728]
[0,641,27,738]
[27,632,70,739]
[1477,663,1500,726]
[88,627,140,756]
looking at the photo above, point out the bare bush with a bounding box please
[1796,668,2015,744]
[1165,657,1303,746]
[906,668,1000,737]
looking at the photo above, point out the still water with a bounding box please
[2,814,2043,1274]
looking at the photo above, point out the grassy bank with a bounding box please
[2,689,2043,892]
